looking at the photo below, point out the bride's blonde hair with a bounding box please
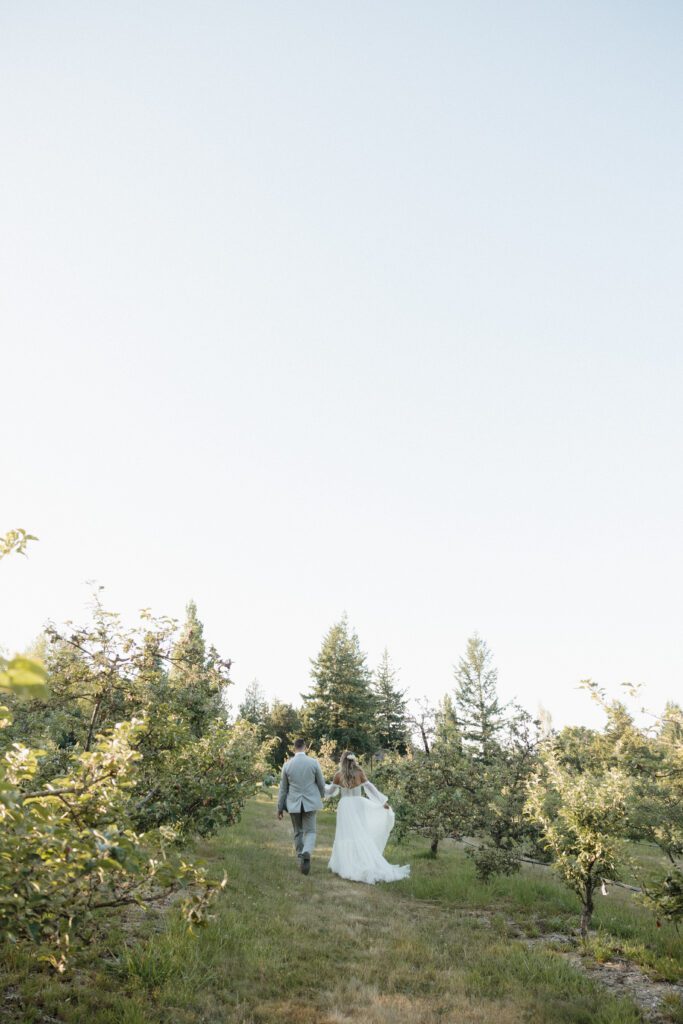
[339,750,361,788]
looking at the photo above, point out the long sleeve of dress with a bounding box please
[324,782,340,799]
[362,779,389,806]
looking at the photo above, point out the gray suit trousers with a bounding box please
[289,809,318,857]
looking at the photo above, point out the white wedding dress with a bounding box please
[324,779,410,885]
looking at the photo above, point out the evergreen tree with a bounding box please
[659,701,683,744]
[373,649,409,753]
[262,701,302,767]
[139,630,167,692]
[434,693,462,749]
[171,600,205,670]
[169,600,225,736]
[302,615,377,757]
[453,633,505,760]
[207,642,232,717]
[537,703,553,740]
[238,680,268,731]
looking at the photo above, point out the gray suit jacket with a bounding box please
[277,753,326,814]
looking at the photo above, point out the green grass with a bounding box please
[391,834,682,981]
[620,840,679,888]
[1,794,674,1022]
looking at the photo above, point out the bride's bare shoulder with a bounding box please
[333,771,342,784]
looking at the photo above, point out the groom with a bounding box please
[277,738,326,875]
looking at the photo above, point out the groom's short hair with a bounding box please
[293,738,306,751]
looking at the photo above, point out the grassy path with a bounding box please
[1,794,664,1023]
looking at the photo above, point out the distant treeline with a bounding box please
[237,617,683,938]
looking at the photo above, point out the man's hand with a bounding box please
[277,810,284,820]
[384,802,390,810]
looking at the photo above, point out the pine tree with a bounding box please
[238,680,268,730]
[373,649,409,753]
[453,633,504,759]
[434,693,462,750]
[302,615,377,757]
[659,701,683,744]
[138,630,167,692]
[262,701,302,767]
[169,600,224,736]
[206,642,233,717]
[537,703,553,740]
[171,600,205,670]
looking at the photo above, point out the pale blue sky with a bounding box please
[2,2,682,728]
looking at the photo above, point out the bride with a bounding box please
[324,750,410,884]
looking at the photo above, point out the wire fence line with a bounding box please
[454,836,644,895]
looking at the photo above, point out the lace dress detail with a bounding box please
[323,781,410,885]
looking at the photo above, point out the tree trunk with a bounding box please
[580,883,594,939]
[430,836,439,857]
[85,694,104,752]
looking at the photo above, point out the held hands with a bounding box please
[384,802,390,810]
